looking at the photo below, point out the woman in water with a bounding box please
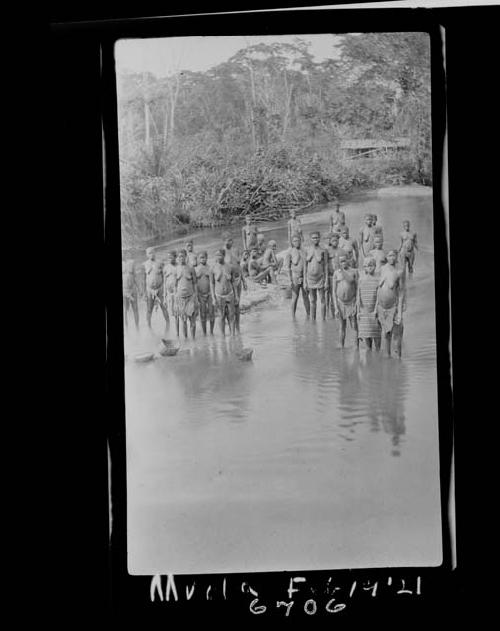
[376,250,405,357]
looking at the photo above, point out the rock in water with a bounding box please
[235,347,254,361]
[134,352,155,363]
[159,339,180,356]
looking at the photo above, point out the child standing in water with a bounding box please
[330,202,346,234]
[339,225,359,268]
[377,249,405,357]
[163,250,178,326]
[372,214,384,239]
[326,232,342,318]
[304,231,328,321]
[175,249,198,339]
[185,239,198,268]
[195,251,215,336]
[287,209,303,246]
[399,219,418,275]
[143,247,170,332]
[285,234,310,318]
[211,249,237,336]
[123,259,139,330]
[240,250,250,279]
[368,233,387,274]
[332,254,359,348]
[242,215,258,251]
[357,257,381,350]
[358,213,376,262]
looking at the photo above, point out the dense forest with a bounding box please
[117,33,431,249]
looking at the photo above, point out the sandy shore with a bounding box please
[377,184,432,197]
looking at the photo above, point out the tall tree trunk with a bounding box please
[144,100,150,147]
[162,99,169,152]
[282,70,293,139]
[168,74,181,145]
[248,62,257,150]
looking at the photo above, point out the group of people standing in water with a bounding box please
[122,202,418,358]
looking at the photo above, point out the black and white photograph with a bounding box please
[116,31,446,576]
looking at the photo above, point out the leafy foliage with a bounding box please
[118,34,432,248]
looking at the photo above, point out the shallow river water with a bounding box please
[123,189,443,575]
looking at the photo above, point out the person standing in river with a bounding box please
[338,225,359,268]
[287,209,303,246]
[377,249,405,358]
[175,249,198,339]
[195,250,215,336]
[123,259,140,331]
[358,213,376,263]
[332,254,359,348]
[330,202,346,235]
[368,233,387,275]
[163,251,178,327]
[240,249,250,279]
[357,256,381,350]
[242,215,258,252]
[285,234,310,318]
[223,232,246,333]
[211,248,237,336]
[398,219,418,276]
[304,231,328,321]
[144,247,170,332]
[372,214,384,239]
[185,239,198,268]
[326,232,343,318]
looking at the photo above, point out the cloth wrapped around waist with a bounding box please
[307,275,325,290]
[337,296,357,319]
[176,293,198,317]
[358,311,381,338]
[197,292,214,317]
[376,304,401,334]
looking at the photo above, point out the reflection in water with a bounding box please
[125,191,442,574]
[359,353,408,456]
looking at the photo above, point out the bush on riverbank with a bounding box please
[121,149,431,249]
[118,34,431,250]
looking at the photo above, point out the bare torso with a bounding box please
[334,268,358,302]
[176,264,195,298]
[306,246,326,283]
[288,248,305,282]
[400,230,417,252]
[212,263,234,296]
[326,246,340,274]
[377,265,401,308]
[195,264,211,295]
[163,264,177,293]
[144,260,163,290]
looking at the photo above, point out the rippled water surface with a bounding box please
[124,191,443,574]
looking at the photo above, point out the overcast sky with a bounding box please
[115,34,343,78]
